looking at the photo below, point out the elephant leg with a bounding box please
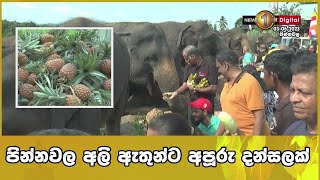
[50,109,78,129]
[64,109,101,135]
[106,87,128,135]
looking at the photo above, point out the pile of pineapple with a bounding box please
[17,29,112,106]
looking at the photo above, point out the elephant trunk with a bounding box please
[153,58,188,116]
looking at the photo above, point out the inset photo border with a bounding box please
[15,27,114,108]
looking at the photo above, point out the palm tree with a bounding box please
[218,16,228,31]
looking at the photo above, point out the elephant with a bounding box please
[247,33,282,53]
[157,21,229,82]
[219,27,252,57]
[114,21,230,113]
[2,17,130,135]
[108,22,188,115]
[2,36,15,58]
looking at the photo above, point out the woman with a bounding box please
[308,44,317,54]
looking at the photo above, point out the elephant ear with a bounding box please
[176,25,192,47]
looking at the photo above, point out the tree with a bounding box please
[213,23,218,31]
[234,17,243,28]
[271,2,301,15]
[217,16,228,31]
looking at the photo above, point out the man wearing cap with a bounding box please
[163,45,218,127]
[188,98,225,135]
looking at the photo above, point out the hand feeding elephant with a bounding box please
[110,22,187,115]
[2,17,130,135]
[157,21,230,111]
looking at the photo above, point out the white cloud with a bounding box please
[15,2,37,9]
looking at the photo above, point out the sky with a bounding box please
[2,2,317,29]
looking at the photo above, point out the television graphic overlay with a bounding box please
[242,10,302,38]
[16,27,114,108]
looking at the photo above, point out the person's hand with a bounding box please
[187,84,195,91]
[163,92,178,100]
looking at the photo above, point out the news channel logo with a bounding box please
[255,10,275,30]
[242,11,301,30]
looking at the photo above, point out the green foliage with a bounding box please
[132,114,147,136]
[30,74,67,106]
[3,19,38,37]
[217,16,228,31]
[213,23,218,31]
[234,17,243,28]
[246,26,277,36]
[271,2,301,16]
[17,28,112,107]
[87,89,111,106]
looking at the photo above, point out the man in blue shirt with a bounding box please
[242,46,254,67]
[188,98,225,135]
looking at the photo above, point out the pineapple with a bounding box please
[40,34,55,44]
[103,79,111,91]
[100,59,111,77]
[18,68,29,82]
[65,95,82,106]
[18,52,28,66]
[47,53,61,61]
[59,63,77,82]
[45,58,65,73]
[74,84,91,101]
[19,83,36,100]
[27,74,38,85]
[42,42,54,48]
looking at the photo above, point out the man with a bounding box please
[216,50,270,135]
[242,46,254,67]
[256,44,268,63]
[284,54,317,135]
[263,50,297,135]
[163,45,218,127]
[188,98,225,135]
[289,41,300,55]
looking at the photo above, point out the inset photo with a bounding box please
[16,27,113,108]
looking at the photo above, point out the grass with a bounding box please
[99,113,147,136]
[132,114,147,136]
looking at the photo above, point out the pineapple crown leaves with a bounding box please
[74,51,103,72]
[18,33,42,54]
[31,74,67,106]
[88,89,111,106]
[92,36,112,59]
[23,59,46,74]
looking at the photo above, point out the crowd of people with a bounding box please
[30,42,317,137]
[155,42,317,136]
